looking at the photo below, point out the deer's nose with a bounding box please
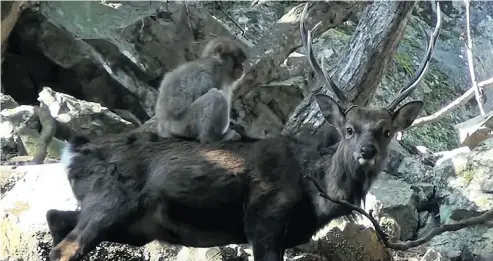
[360,145,377,159]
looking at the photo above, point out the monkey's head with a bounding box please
[201,37,248,82]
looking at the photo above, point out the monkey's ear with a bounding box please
[215,42,226,55]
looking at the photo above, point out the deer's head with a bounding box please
[300,1,442,169]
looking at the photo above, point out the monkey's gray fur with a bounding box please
[155,37,248,143]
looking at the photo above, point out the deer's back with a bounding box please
[67,132,316,208]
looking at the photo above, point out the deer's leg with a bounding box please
[46,210,80,246]
[48,193,139,261]
[243,195,291,261]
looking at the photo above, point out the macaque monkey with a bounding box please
[155,37,248,143]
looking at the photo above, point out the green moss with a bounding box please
[375,51,464,151]
[458,169,475,185]
[393,52,414,74]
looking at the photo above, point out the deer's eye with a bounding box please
[346,127,354,136]
[383,130,391,138]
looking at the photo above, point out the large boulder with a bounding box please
[427,138,493,260]
[37,87,136,140]
[0,163,180,261]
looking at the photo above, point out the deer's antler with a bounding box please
[386,1,442,112]
[300,2,350,109]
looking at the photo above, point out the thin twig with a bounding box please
[411,77,493,128]
[305,175,493,251]
[387,209,493,250]
[463,0,486,115]
[213,2,251,40]
[304,175,390,244]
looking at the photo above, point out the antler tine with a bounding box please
[387,1,442,112]
[300,2,349,107]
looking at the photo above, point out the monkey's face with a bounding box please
[231,52,246,80]
[203,37,248,82]
[215,42,247,81]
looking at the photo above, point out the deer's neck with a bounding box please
[314,143,381,223]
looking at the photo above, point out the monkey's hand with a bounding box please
[222,129,242,142]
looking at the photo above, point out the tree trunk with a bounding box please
[233,1,365,100]
[283,1,417,140]
[1,1,35,50]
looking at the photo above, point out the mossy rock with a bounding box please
[17,127,64,160]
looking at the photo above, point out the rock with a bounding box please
[38,87,136,139]
[0,163,178,261]
[410,183,435,211]
[428,229,476,260]
[0,101,64,162]
[367,175,420,240]
[418,211,431,228]
[378,215,401,243]
[288,223,392,261]
[472,228,493,261]
[437,138,493,223]
[5,1,243,120]
[395,156,434,185]
[419,248,450,261]
[176,247,223,261]
[0,105,39,161]
[416,212,438,239]
[17,127,64,161]
[219,245,250,261]
[427,138,493,260]
[0,105,39,133]
[384,140,410,175]
[0,166,27,199]
[231,78,305,139]
[0,93,19,110]
[453,110,493,150]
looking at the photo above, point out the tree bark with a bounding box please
[283,1,418,138]
[233,1,365,100]
[1,1,35,50]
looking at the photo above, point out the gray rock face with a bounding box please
[0,104,39,161]
[0,93,19,110]
[367,174,436,241]
[37,87,136,140]
[1,1,493,261]
[419,249,451,261]
[428,138,493,260]
[0,163,179,261]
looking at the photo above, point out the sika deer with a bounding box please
[46,2,442,261]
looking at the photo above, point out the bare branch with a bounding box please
[304,175,390,242]
[463,0,486,115]
[388,209,493,250]
[233,1,364,101]
[386,1,442,112]
[411,77,493,128]
[31,102,56,164]
[300,2,350,107]
[306,174,493,251]
[283,1,418,136]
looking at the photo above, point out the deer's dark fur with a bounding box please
[46,100,422,261]
[46,2,442,261]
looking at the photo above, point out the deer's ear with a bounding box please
[315,94,344,128]
[391,101,424,131]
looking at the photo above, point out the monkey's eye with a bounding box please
[383,130,391,138]
[346,127,353,136]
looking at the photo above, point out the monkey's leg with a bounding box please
[46,210,80,246]
[190,89,241,143]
